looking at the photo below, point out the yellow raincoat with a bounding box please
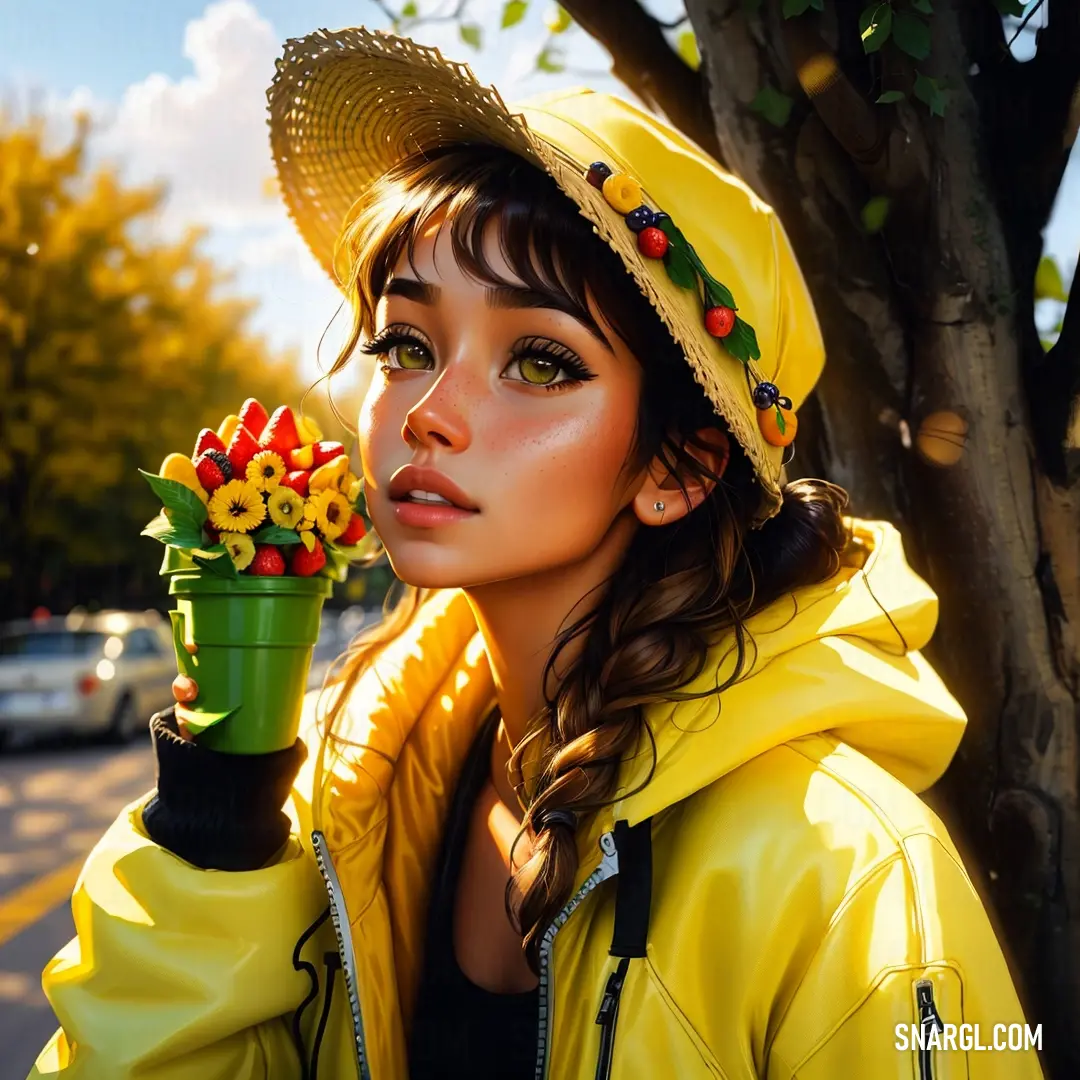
[30,520,1042,1079]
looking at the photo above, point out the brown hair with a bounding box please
[319,145,850,974]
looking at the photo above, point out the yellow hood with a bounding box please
[614,517,967,826]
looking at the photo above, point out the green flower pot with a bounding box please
[168,571,333,754]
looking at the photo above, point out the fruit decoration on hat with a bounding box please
[585,160,797,450]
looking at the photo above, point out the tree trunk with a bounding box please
[678,1,1080,1073]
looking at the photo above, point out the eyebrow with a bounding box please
[381,277,612,349]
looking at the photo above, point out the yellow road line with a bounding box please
[0,856,85,949]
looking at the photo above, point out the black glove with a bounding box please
[142,706,308,871]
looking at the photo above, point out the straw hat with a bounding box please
[267,27,826,521]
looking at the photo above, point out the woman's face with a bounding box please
[356,215,647,590]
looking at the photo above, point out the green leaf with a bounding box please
[911,0,933,12]
[676,29,700,70]
[139,469,208,527]
[893,12,931,60]
[545,5,572,33]
[913,71,947,116]
[252,524,302,545]
[810,0,824,8]
[775,406,787,435]
[992,0,1026,16]
[782,0,812,16]
[192,550,239,579]
[861,195,892,233]
[859,3,893,53]
[536,46,565,73]
[141,512,205,550]
[1034,255,1068,302]
[655,214,687,247]
[501,0,528,29]
[724,318,761,364]
[876,89,906,104]
[663,246,698,290]
[401,1,418,15]
[321,542,352,584]
[703,277,737,311]
[459,23,482,49]
[750,84,794,128]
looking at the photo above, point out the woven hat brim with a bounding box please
[268,27,782,520]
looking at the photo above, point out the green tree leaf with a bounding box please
[1034,255,1068,302]
[139,470,208,527]
[861,195,892,233]
[912,0,933,12]
[401,1,418,15]
[859,3,894,53]
[501,1,528,29]
[913,71,947,116]
[676,29,701,70]
[545,4,572,32]
[876,90,906,104]
[460,23,483,49]
[252,524,302,545]
[751,84,794,128]
[782,0,812,16]
[536,46,565,72]
[893,12,931,60]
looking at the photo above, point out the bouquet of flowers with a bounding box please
[141,397,368,580]
[140,399,371,754]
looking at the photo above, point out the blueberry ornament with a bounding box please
[586,161,614,189]
[625,206,657,233]
[752,381,781,410]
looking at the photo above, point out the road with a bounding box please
[0,735,156,1079]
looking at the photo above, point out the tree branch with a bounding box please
[1038,272,1080,484]
[558,0,721,163]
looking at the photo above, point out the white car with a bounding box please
[0,610,176,746]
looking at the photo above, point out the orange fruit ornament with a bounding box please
[758,404,798,448]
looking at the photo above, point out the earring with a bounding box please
[653,501,665,512]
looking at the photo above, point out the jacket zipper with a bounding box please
[534,830,620,1080]
[915,979,944,1080]
[311,829,371,1080]
[593,955,631,1080]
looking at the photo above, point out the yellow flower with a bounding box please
[246,450,285,492]
[221,532,255,571]
[267,486,304,529]
[208,479,266,533]
[307,487,351,542]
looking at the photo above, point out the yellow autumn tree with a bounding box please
[0,114,331,615]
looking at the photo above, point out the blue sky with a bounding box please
[1,0,1076,383]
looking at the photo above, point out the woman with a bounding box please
[30,27,1041,1080]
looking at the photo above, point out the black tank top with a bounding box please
[408,709,540,1078]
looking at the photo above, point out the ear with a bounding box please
[632,427,731,527]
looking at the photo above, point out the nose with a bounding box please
[401,369,473,451]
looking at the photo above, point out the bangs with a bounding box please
[335,144,668,355]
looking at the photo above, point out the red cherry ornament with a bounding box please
[705,306,736,338]
[637,227,669,259]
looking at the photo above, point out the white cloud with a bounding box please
[92,0,282,231]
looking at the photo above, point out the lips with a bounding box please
[388,465,479,511]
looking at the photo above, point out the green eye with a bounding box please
[517,357,559,385]
[391,342,431,370]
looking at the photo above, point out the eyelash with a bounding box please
[359,326,596,392]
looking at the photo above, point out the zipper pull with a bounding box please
[595,962,628,1026]
[916,979,944,1033]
